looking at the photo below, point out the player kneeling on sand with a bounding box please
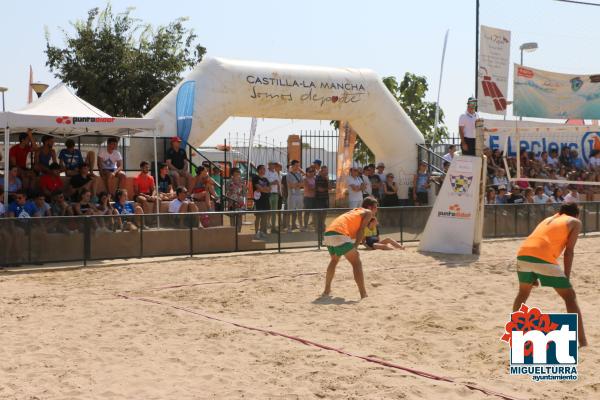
[322,196,378,299]
[512,202,588,346]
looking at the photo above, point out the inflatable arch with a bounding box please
[147,57,424,193]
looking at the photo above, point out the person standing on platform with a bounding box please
[459,97,479,156]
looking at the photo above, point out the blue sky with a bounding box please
[2,0,599,146]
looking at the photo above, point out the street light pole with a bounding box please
[475,0,480,100]
[0,86,7,112]
[518,42,538,121]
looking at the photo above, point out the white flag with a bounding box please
[478,25,511,115]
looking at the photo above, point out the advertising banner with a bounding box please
[419,156,483,255]
[478,26,511,115]
[335,121,357,205]
[514,65,600,119]
[483,120,600,163]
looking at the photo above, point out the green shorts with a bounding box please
[516,255,572,288]
[324,231,355,257]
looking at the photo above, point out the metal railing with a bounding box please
[2,202,599,268]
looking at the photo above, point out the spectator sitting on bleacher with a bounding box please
[9,130,37,190]
[0,166,23,199]
[589,150,600,171]
[68,163,96,202]
[168,186,198,213]
[157,163,175,201]
[133,161,158,214]
[559,147,572,169]
[485,188,496,204]
[546,149,559,168]
[492,168,510,190]
[0,192,5,217]
[166,136,191,189]
[551,187,565,203]
[7,191,35,218]
[98,137,126,198]
[30,192,52,217]
[570,149,586,171]
[50,191,73,217]
[59,139,95,177]
[564,186,580,204]
[39,163,64,200]
[533,186,552,204]
[114,188,143,231]
[34,135,58,176]
[190,165,216,210]
[496,185,509,204]
[507,186,525,204]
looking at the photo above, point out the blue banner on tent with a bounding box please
[176,81,196,145]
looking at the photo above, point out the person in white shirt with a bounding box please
[361,166,373,196]
[563,187,580,204]
[546,149,560,168]
[532,186,551,204]
[266,161,282,233]
[442,144,456,163]
[458,97,479,156]
[589,150,600,171]
[347,167,365,208]
[97,137,126,197]
[492,168,510,191]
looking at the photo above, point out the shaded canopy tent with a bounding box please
[1,83,157,207]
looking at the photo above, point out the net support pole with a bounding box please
[473,118,486,254]
[3,127,9,206]
[152,129,160,228]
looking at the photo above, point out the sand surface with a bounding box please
[1,237,600,399]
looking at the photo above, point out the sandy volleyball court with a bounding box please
[1,237,600,399]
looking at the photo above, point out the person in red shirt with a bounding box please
[9,129,37,190]
[39,163,64,200]
[133,161,157,213]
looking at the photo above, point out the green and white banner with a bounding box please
[514,65,600,119]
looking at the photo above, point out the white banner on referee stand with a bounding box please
[419,156,485,255]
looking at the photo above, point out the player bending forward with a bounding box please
[322,196,378,299]
[512,203,587,346]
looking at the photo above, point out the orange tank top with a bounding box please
[517,214,572,264]
[326,208,364,238]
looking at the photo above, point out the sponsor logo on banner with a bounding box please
[449,175,473,196]
[570,77,584,92]
[517,67,534,78]
[437,204,471,219]
[478,26,511,115]
[487,130,600,162]
[501,304,578,382]
[56,116,115,125]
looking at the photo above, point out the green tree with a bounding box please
[383,74,448,145]
[45,4,206,117]
[332,73,448,163]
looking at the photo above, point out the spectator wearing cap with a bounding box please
[442,144,456,163]
[58,138,96,177]
[496,185,509,204]
[459,97,479,156]
[134,161,158,214]
[507,186,525,204]
[165,136,191,189]
[9,129,37,190]
[39,163,64,200]
[34,135,58,175]
[266,161,281,233]
[311,159,322,175]
[97,137,126,198]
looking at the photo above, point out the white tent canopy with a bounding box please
[2,83,157,208]
[0,83,155,136]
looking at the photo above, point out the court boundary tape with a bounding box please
[117,294,524,400]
